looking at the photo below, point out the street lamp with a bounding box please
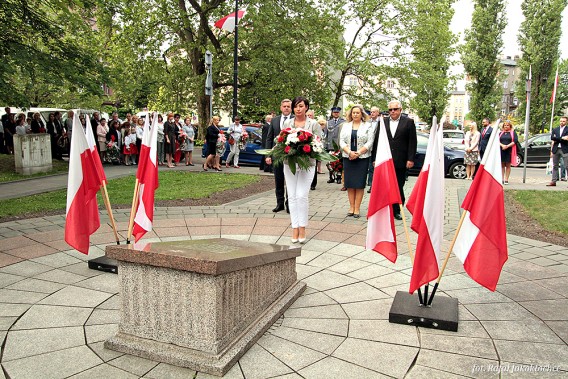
[523,65,532,184]
[541,76,547,133]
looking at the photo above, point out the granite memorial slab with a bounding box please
[105,238,305,376]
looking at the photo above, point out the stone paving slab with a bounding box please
[0,175,567,378]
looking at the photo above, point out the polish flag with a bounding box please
[453,120,508,291]
[406,117,444,294]
[366,116,401,263]
[550,66,559,104]
[65,113,102,254]
[214,10,245,33]
[84,116,106,184]
[132,112,159,242]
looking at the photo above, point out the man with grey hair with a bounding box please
[371,100,416,220]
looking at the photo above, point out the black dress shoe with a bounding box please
[347,213,354,217]
[367,188,371,193]
[286,207,290,214]
[394,213,402,220]
[353,213,360,219]
[272,205,285,212]
[311,186,316,190]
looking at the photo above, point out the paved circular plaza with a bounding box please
[0,172,566,378]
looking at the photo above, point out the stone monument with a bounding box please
[14,134,52,175]
[105,238,305,376]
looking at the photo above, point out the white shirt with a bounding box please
[389,117,400,137]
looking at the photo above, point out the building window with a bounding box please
[387,80,395,89]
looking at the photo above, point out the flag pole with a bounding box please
[399,207,424,305]
[126,179,140,244]
[100,181,120,245]
[427,209,468,305]
[549,64,559,130]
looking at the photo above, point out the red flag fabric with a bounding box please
[406,118,444,294]
[65,113,101,254]
[84,116,106,184]
[132,112,159,242]
[453,120,508,291]
[214,10,245,32]
[550,68,559,104]
[366,117,401,262]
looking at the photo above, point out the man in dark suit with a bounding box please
[547,116,568,187]
[371,100,417,220]
[265,99,293,212]
[478,117,492,159]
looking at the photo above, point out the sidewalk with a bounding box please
[0,166,566,378]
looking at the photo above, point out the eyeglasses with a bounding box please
[388,108,400,112]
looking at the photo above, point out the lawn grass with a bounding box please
[0,172,260,218]
[0,154,69,182]
[510,190,568,235]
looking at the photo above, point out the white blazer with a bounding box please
[339,121,376,158]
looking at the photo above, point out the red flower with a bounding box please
[284,146,291,154]
[277,136,284,143]
[303,145,311,153]
[298,133,306,141]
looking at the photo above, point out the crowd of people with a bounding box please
[2,103,565,245]
[95,112,196,168]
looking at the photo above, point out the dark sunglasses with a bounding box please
[388,108,400,112]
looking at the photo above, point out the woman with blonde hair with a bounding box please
[464,122,480,180]
[339,105,375,218]
[204,116,222,171]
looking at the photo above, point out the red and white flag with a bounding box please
[453,120,508,291]
[366,117,401,262]
[406,117,444,294]
[214,10,245,32]
[550,66,559,104]
[132,112,159,242]
[65,113,102,254]
[84,116,106,184]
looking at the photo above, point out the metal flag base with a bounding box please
[389,291,458,332]
[88,256,118,274]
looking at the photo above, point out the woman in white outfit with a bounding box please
[464,121,480,180]
[283,96,318,243]
[226,116,244,168]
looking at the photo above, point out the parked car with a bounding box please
[408,132,466,179]
[201,126,264,165]
[516,133,551,165]
[442,129,465,150]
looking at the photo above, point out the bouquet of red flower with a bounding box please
[238,130,249,148]
[327,151,343,173]
[257,127,337,174]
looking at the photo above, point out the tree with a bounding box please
[462,0,506,124]
[101,0,342,136]
[0,0,105,108]
[516,0,567,134]
[393,0,458,124]
[324,0,397,111]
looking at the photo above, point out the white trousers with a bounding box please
[284,164,314,228]
[227,143,240,166]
